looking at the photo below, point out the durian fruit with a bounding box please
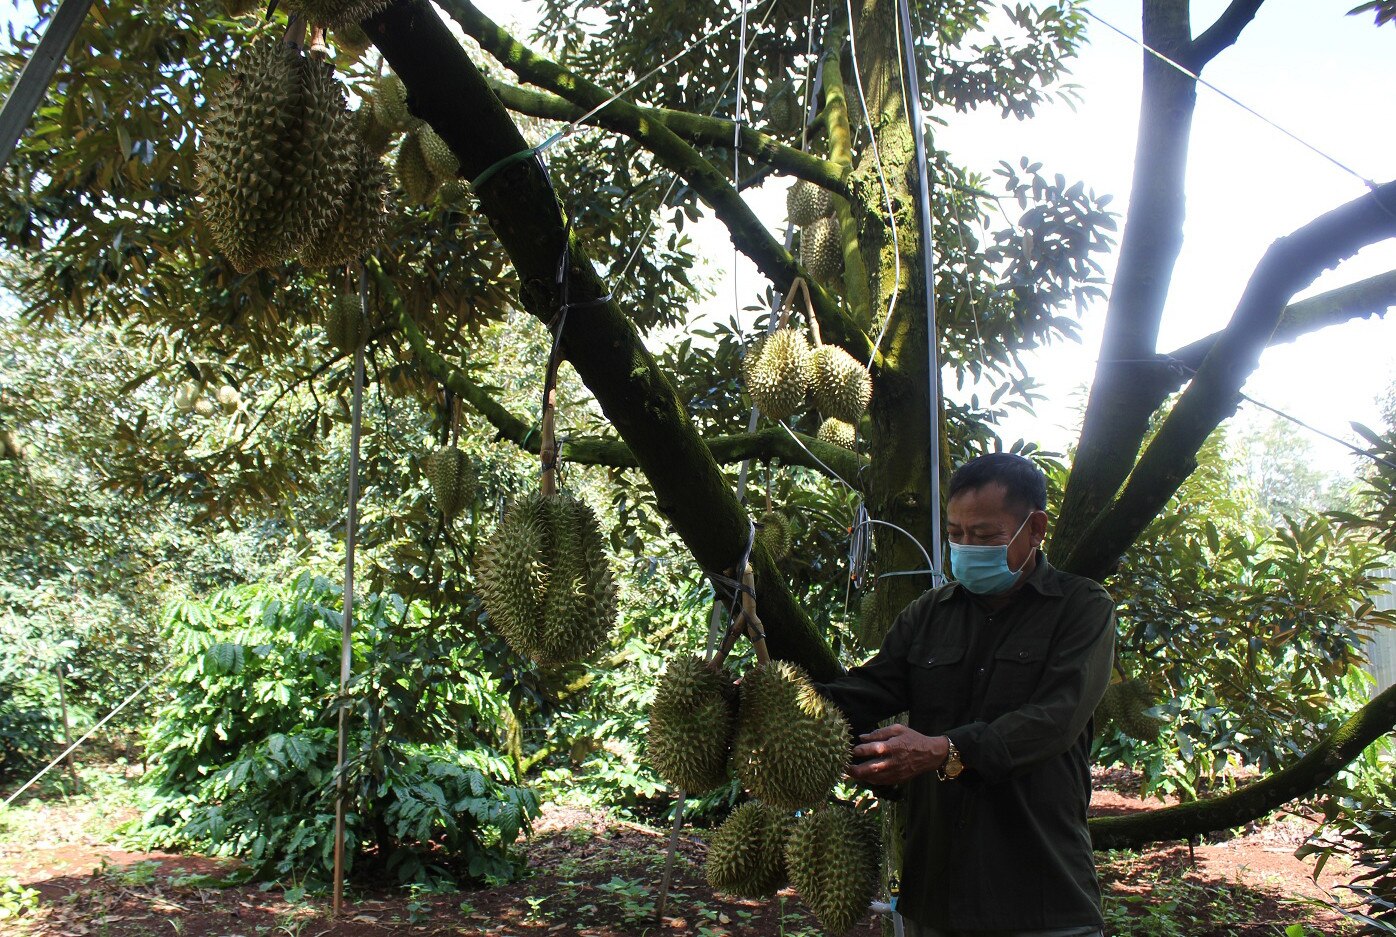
[197,41,357,273]
[762,80,803,136]
[476,492,618,665]
[741,328,810,421]
[352,104,395,158]
[787,179,834,227]
[373,73,417,132]
[1111,679,1165,741]
[437,179,469,206]
[785,805,881,936]
[417,125,460,181]
[808,344,872,423]
[817,417,857,451]
[326,293,368,354]
[299,139,391,268]
[425,446,474,520]
[193,397,217,417]
[705,801,792,899]
[733,660,850,811]
[395,131,438,203]
[333,22,374,59]
[756,509,792,560]
[215,385,242,413]
[856,587,889,652]
[173,381,202,412]
[281,0,391,31]
[800,215,842,280]
[648,655,737,794]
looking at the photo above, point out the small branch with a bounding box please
[438,0,875,364]
[1185,0,1268,71]
[1090,678,1396,849]
[401,313,867,487]
[486,79,851,198]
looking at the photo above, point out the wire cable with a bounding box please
[1077,6,1377,191]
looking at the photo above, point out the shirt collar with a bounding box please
[936,549,1063,603]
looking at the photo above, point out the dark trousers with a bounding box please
[903,920,1103,937]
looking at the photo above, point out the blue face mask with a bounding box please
[948,514,1033,595]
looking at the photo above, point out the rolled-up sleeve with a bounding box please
[946,586,1115,783]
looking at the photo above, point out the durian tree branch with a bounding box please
[365,0,841,680]
[485,79,851,199]
[1089,679,1396,850]
[819,35,875,329]
[1061,180,1396,583]
[436,0,876,364]
[401,313,867,487]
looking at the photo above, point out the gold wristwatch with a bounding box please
[936,738,964,780]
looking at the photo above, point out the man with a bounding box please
[817,453,1115,937]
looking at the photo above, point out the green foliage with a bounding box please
[1302,779,1396,933]
[1100,428,1394,798]
[140,572,538,885]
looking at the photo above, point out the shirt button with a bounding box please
[977,667,986,674]
[1017,650,1028,659]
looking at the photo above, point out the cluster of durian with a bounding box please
[173,380,241,417]
[741,328,872,449]
[705,801,881,936]
[357,74,463,205]
[1095,678,1164,741]
[476,492,617,665]
[197,40,389,273]
[425,445,474,520]
[788,180,842,281]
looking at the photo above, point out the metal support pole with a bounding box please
[331,268,368,916]
[897,0,945,587]
[0,0,95,173]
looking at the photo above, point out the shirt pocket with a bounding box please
[983,637,1051,715]
[906,644,967,731]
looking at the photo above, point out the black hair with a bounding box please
[947,453,1047,516]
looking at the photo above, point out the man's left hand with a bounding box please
[847,724,946,786]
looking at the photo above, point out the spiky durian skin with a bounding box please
[742,328,810,421]
[800,215,843,280]
[786,805,881,936]
[173,381,201,412]
[757,509,792,560]
[373,73,417,132]
[426,446,474,520]
[787,180,834,227]
[705,801,792,898]
[733,660,850,811]
[326,293,366,354]
[396,131,438,203]
[817,417,857,451]
[477,492,618,665]
[352,103,395,157]
[856,587,889,653]
[808,344,872,423]
[197,42,356,273]
[1112,679,1164,741]
[282,0,391,31]
[648,655,737,793]
[418,125,461,180]
[437,179,469,205]
[299,139,390,269]
[215,385,241,413]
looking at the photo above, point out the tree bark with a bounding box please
[364,0,841,680]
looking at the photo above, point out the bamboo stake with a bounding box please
[332,269,368,916]
[54,664,80,792]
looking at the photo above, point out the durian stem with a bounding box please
[309,25,329,59]
[539,386,557,497]
[781,276,821,347]
[740,565,771,665]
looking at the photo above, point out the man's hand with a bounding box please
[847,725,947,786]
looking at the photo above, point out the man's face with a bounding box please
[946,482,1045,572]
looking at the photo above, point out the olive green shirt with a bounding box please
[816,553,1115,932]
